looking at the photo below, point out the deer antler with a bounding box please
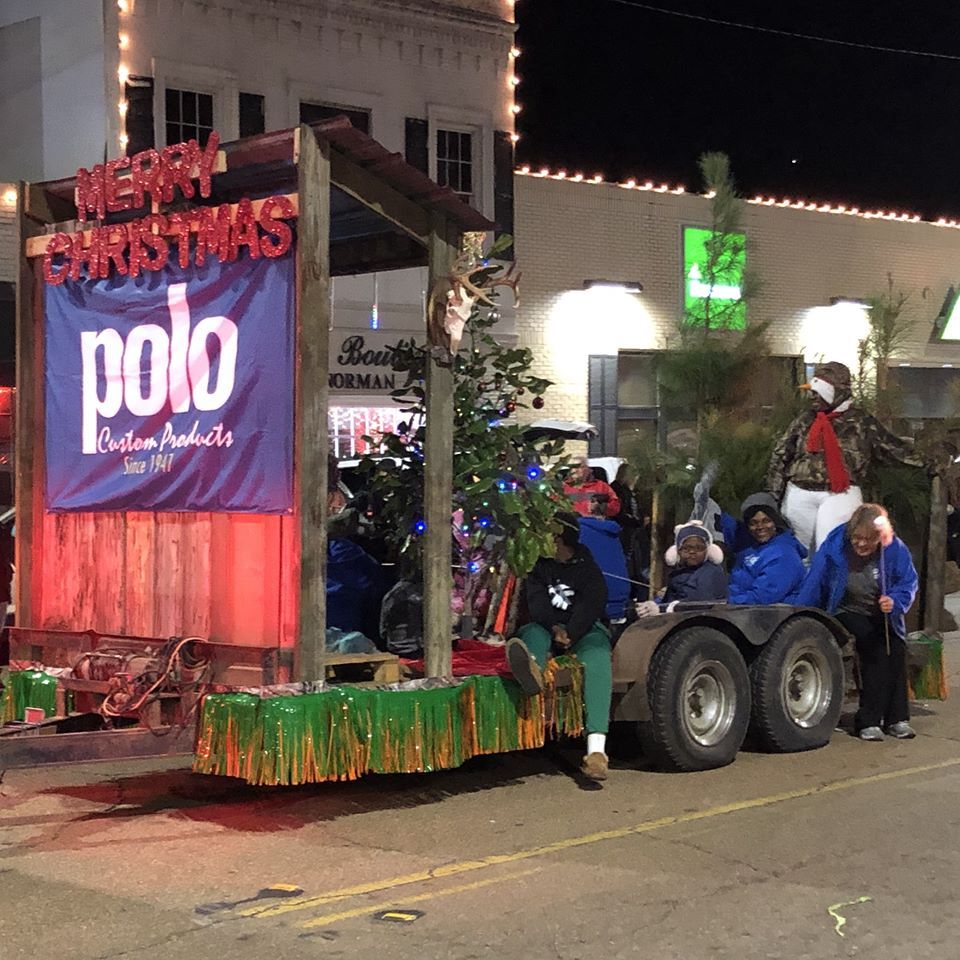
[456,261,522,308]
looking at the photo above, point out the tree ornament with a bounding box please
[532,396,545,409]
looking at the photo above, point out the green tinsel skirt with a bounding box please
[194,658,584,786]
[0,670,60,723]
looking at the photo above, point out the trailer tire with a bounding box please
[749,616,843,753]
[638,626,750,772]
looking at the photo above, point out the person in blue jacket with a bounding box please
[794,503,919,742]
[578,497,631,621]
[638,521,728,615]
[723,493,808,606]
[327,537,388,644]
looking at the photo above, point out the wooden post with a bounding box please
[422,216,457,677]
[295,125,332,681]
[923,473,947,633]
[14,183,39,627]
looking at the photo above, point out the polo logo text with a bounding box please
[81,283,238,454]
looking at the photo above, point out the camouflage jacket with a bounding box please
[767,405,928,501]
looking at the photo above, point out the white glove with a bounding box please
[636,600,660,618]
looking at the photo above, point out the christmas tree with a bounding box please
[357,240,569,631]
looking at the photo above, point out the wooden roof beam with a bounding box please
[328,148,430,246]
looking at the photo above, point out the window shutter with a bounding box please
[300,102,370,133]
[493,130,515,257]
[124,76,154,156]
[239,92,265,138]
[404,118,428,173]
[588,355,618,457]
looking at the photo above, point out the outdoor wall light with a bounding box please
[583,279,643,293]
[828,296,869,307]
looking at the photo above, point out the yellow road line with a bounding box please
[247,756,960,920]
[299,867,542,928]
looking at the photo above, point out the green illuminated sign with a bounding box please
[683,225,747,330]
[937,285,960,341]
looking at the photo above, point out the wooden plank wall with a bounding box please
[28,262,300,648]
[37,512,298,646]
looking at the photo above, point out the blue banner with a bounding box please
[45,251,294,513]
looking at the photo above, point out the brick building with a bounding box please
[514,170,960,457]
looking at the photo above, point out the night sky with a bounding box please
[515,0,960,218]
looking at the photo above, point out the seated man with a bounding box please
[506,512,613,782]
[563,459,621,518]
[638,521,727,615]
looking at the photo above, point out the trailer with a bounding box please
[611,604,848,772]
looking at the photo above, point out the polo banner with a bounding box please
[45,251,294,512]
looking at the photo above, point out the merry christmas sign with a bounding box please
[44,249,295,513]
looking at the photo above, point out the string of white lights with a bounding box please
[516,165,960,229]
[117,0,130,151]
[509,44,522,142]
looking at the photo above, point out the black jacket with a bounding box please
[523,544,608,642]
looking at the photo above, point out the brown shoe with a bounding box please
[506,637,543,695]
[581,752,608,781]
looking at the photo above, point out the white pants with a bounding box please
[782,482,863,557]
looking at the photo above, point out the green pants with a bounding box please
[517,621,612,735]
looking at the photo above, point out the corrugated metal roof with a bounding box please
[38,116,492,234]
[32,117,493,275]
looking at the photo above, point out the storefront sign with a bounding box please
[45,249,295,513]
[682,225,746,330]
[936,285,960,340]
[330,332,417,393]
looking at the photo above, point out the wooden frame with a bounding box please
[16,121,493,684]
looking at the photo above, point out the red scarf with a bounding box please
[806,411,850,493]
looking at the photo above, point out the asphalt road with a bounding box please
[2,642,959,960]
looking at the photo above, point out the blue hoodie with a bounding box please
[578,516,630,619]
[728,530,808,606]
[327,538,388,641]
[793,523,919,637]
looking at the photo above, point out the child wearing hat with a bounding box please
[637,521,728,615]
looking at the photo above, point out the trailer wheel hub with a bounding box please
[683,660,736,747]
[783,651,829,728]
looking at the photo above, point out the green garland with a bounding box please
[194,658,584,786]
[908,634,948,701]
[1,670,60,723]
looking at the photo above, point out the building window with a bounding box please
[436,129,473,203]
[165,87,214,146]
[299,101,370,134]
[588,355,618,457]
[239,92,265,138]
[124,76,155,156]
